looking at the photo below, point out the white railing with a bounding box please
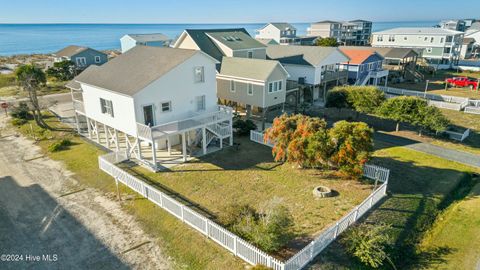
[250,130,274,147]
[207,123,231,138]
[136,105,233,141]
[444,128,471,142]
[100,133,390,270]
[427,100,462,111]
[73,99,85,114]
[465,106,480,115]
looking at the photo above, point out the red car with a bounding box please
[445,77,478,90]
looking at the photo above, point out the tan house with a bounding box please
[217,57,289,127]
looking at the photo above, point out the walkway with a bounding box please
[375,132,480,168]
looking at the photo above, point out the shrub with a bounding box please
[10,102,31,120]
[233,118,257,136]
[326,88,350,109]
[341,223,394,269]
[48,139,72,152]
[11,118,27,126]
[220,198,294,252]
[346,86,385,114]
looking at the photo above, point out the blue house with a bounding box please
[339,48,389,86]
[120,33,171,53]
[54,45,108,70]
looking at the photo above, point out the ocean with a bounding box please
[0,21,438,56]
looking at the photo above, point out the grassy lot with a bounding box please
[0,73,69,98]
[315,140,479,269]
[390,69,480,99]
[122,136,374,256]
[10,114,247,270]
[419,181,480,270]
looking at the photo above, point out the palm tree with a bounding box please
[15,64,49,128]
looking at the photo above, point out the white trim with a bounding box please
[94,56,101,63]
[216,74,265,85]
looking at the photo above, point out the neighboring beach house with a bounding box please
[371,27,464,69]
[340,46,421,82]
[255,23,298,45]
[266,45,350,106]
[338,48,388,86]
[217,57,289,126]
[307,20,372,46]
[54,45,108,69]
[68,46,233,171]
[120,33,171,53]
[460,37,475,59]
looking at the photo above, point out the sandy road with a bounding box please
[0,114,172,270]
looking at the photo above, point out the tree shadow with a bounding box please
[0,176,129,270]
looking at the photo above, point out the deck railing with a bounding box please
[322,70,348,82]
[136,105,233,141]
[72,99,85,114]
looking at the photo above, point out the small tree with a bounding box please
[376,96,426,132]
[15,64,48,128]
[328,121,373,178]
[326,87,350,110]
[346,86,385,114]
[418,105,450,134]
[315,37,339,47]
[341,223,395,269]
[46,60,76,81]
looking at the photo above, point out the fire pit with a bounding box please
[313,186,333,198]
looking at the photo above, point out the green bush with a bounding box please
[220,198,294,252]
[48,139,73,152]
[341,223,394,269]
[233,118,257,136]
[11,118,27,126]
[10,102,31,120]
[326,88,350,109]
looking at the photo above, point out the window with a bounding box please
[268,81,282,93]
[76,57,87,67]
[404,36,407,41]
[247,51,253,58]
[247,83,253,95]
[424,37,428,41]
[430,37,434,43]
[388,35,395,42]
[194,66,205,83]
[426,47,433,53]
[99,98,114,117]
[94,56,101,63]
[268,82,273,93]
[444,47,451,53]
[440,37,444,43]
[161,101,171,112]
[273,81,278,92]
[278,81,282,91]
[196,95,206,111]
[368,63,374,70]
[230,80,236,92]
[376,35,383,42]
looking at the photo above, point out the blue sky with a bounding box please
[1,0,479,23]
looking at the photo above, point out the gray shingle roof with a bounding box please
[55,45,88,57]
[126,33,171,42]
[206,31,266,51]
[266,45,348,66]
[219,57,286,81]
[255,38,279,45]
[373,27,462,35]
[73,46,199,96]
[269,23,297,31]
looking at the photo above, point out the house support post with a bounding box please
[137,138,143,160]
[323,83,327,103]
[74,112,81,134]
[167,136,171,155]
[151,140,157,167]
[182,132,187,162]
[229,118,233,146]
[86,117,92,139]
[95,121,100,143]
[202,127,207,155]
[104,124,109,148]
[125,134,130,159]
[114,129,119,151]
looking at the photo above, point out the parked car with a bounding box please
[445,76,478,90]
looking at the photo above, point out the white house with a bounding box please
[255,23,298,45]
[68,46,233,171]
[120,33,171,53]
[266,45,350,105]
[371,27,464,69]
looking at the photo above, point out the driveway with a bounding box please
[375,132,480,168]
[0,115,172,270]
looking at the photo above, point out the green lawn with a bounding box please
[122,136,374,256]
[390,70,480,99]
[0,73,69,98]
[316,141,478,269]
[11,115,247,270]
[419,181,480,270]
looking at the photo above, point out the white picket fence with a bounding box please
[99,135,389,270]
[377,86,472,111]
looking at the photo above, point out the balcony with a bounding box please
[136,105,233,141]
[370,69,389,78]
[322,70,348,82]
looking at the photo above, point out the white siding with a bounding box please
[81,84,138,136]
[283,64,317,84]
[256,24,282,43]
[120,36,138,54]
[133,52,218,126]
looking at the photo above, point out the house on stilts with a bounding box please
[67,46,233,171]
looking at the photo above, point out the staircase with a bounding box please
[355,72,371,86]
